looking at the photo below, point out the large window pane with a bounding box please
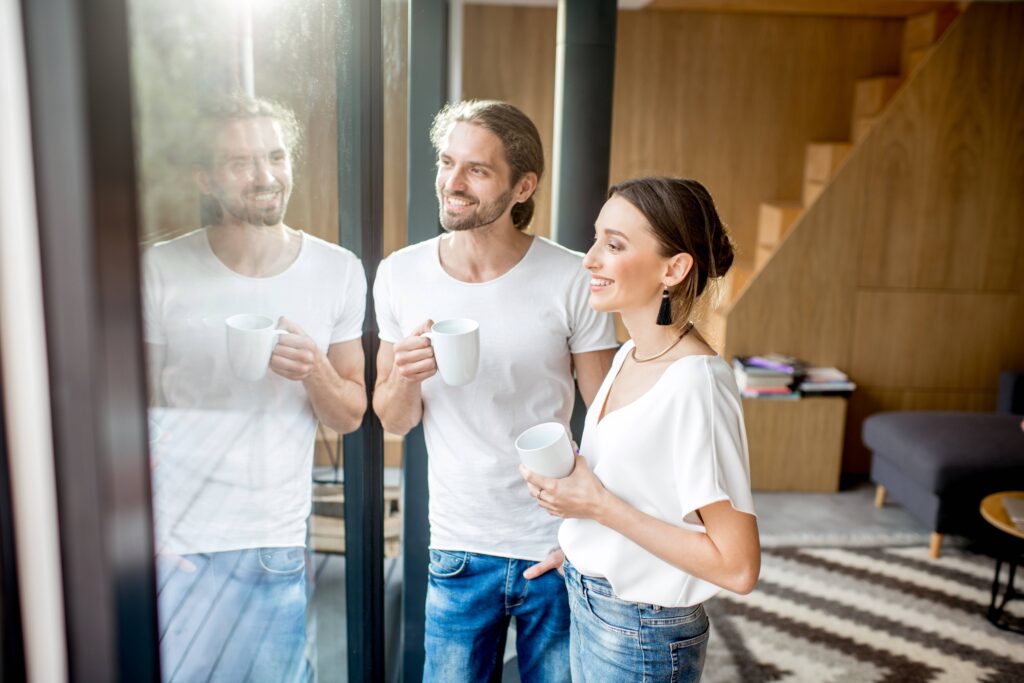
[129,1,364,680]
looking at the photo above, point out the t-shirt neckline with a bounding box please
[433,234,538,286]
[201,227,307,281]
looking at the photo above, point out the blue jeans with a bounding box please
[157,547,312,683]
[563,559,709,682]
[424,550,571,683]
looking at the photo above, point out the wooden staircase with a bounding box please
[711,4,960,338]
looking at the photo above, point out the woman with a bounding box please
[520,177,760,682]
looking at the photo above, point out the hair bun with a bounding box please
[711,227,735,279]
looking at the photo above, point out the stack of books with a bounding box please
[732,354,802,399]
[798,367,856,395]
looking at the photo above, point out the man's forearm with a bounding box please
[373,373,424,435]
[304,354,366,434]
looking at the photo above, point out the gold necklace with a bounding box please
[631,321,695,363]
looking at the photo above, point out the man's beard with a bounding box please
[438,187,514,232]
[216,184,290,227]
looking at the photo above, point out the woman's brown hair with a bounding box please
[609,177,735,328]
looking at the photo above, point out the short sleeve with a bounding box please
[373,256,402,343]
[671,359,756,525]
[566,265,617,354]
[141,247,165,345]
[331,254,366,344]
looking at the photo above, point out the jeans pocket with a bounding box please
[257,547,306,575]
[582,582,639,637]
[643,603,706,628]
[427,549,468,578]
[669,626,710,683]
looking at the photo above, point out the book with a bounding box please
[798,366,856,394]
[743,353,807,374]
[732,357,792,378]
[741,389,800,400]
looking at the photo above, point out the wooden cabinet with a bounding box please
[742,396,847,492]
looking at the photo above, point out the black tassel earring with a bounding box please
[656,286,673,326]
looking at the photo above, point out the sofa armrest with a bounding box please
[998,370,1024,415]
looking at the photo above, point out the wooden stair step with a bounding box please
[905,46,930,74]
[852,77,903,120]
[902,6,958,74]
[804,143,852,183]
[754,243,775,272]
[851,114,879,145]
[719,264,753,306]
[803,177,827,206]
[757,201,803,246]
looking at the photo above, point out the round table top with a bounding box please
[980,491,1024,541]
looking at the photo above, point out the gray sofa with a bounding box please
[863,371,1024,558]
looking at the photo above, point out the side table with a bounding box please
[979,491,1024,633]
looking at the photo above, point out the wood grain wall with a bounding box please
[460,4,904,266]
[724,2,1024,472]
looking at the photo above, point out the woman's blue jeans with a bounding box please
[563,559,709,682]
[424,549,571,683]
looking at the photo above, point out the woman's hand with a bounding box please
[519,455,611,521]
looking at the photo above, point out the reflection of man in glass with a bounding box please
[143,97,366,682]
[373,100,617,682]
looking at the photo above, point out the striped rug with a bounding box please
[702,546,1024,683]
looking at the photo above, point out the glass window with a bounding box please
[129,0,369,679]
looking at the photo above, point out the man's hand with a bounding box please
[523,548,565,579]
[391,319,437,384]
[270,316,321,381]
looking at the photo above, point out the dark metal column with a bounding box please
[551,0,618,254]
[338,0,386,678]
[402,1,446,680]
[21,0,159,679]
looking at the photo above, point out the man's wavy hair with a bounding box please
[191,95,303,169]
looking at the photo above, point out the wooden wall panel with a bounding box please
[610,11,902,267]
[850,291,1024,390]
[648,0,952,17]
[461,6,903,259]
[461,5,558,238]
[857,5,1024,292]
[726,3,1024,474]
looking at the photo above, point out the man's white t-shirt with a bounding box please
[143,228,365,555]
[559,340,756,607]
[374,235,617,561]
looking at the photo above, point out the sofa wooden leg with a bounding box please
[874,484,886,508]
[929,532,943,559]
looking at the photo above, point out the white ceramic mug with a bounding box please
[424,318,480,386]
[225,314,288,381]
[515,422,575,479]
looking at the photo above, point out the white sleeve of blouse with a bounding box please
[671,358,757,526]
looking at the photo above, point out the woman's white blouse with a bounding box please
[558,341,756,608]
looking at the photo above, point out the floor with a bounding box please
[305,480,938,682]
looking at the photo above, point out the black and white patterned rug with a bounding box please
[703,545,1024,683]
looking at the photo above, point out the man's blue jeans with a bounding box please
[563,559,709,682]
[157,547,312,683]
[424,550,571,683]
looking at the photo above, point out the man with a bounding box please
[373,100,617,682]
[143,96,366,682]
